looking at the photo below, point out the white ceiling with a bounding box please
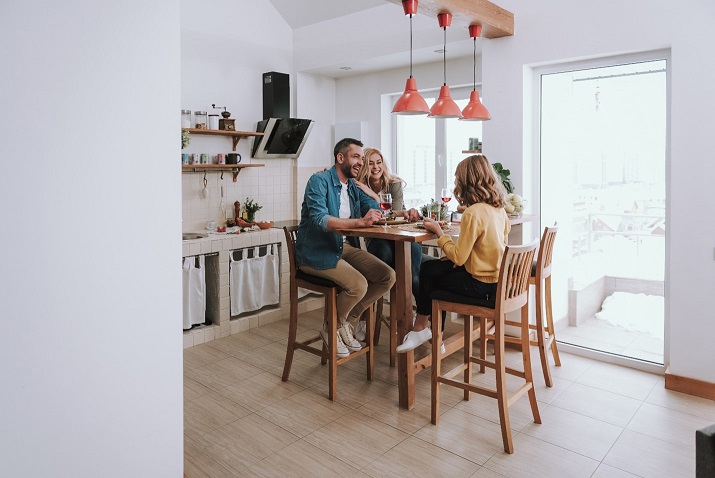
[268,0,387,29]
[268,0,482,79]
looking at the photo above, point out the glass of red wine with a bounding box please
[378,193,392,229]
[441,188,452,219]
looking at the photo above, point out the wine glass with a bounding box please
[440,188,452,222]
[378,193,392,229]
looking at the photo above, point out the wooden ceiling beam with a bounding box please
[385,0,514,38]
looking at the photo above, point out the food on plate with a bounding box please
[375,218,407,225]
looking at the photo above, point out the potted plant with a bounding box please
[492,163,514,193]
[243,197,262,223]
[181,129,190,149]
[420,199,448,221]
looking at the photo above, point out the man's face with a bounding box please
[337,144,364,179]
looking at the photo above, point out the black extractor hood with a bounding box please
[252,72,314,159]
[252,118,314,159]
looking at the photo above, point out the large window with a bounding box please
[392,87,484,211]
[538,55,668,369]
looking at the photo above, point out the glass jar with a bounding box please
[194,111,207,129]
[181,109,191,129]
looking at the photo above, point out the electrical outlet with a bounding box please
[225,208,233,219]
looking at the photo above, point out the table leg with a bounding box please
[395,241,415,409]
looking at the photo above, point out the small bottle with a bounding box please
[194,111,207,129]
[181,110,191,129]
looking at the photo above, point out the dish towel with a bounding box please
[183,255,206,329]
[230,244,280,316]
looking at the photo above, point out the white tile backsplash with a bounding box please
[182,158,297,233]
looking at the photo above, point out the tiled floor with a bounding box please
[184,309,714,477]
[558,316,665,365]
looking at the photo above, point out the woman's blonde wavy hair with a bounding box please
[453,154,507,208]
[357,147,404,194]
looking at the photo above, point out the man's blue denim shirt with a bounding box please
[295,166,379,270]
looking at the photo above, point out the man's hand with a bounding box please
[358,208,384,227]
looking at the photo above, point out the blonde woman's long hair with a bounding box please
[357,147,404,194]
[453,154,507,209]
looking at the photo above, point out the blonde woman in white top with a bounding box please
[353,148,429,341]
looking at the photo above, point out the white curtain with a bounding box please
[230,244,280,316]
[182,255,206,329]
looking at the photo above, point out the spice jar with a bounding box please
[181,110,191,128]
[194,111,207,129]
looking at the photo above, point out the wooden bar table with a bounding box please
[335,224,433,410]
[337,214,538,410]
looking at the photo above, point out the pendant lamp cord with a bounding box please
[409,14,414,78]
[473,36,477,91]
[442,26,447,86]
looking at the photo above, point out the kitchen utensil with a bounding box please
[201,177,209,198]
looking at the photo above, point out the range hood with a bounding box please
[251,117,314,159]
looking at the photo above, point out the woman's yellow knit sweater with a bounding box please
[437,203,510,283]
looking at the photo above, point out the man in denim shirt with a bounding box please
[296,138,396,358]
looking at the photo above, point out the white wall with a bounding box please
[483,0,715,383]
[0,1,183,476]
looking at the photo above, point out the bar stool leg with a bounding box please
[534,276,553,387]
[545,275,561,366]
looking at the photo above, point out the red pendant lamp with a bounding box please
[392,0,429,115]
[460,24,491,121]
[428,12,462,119]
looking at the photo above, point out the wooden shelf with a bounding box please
[462,150,483,154]
[184,128,263,151]
[182,164,264,182]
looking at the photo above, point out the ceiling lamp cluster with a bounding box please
[391,0,491,121]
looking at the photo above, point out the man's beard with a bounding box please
[340,161,357,179]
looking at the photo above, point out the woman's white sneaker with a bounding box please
[396,328,432,353]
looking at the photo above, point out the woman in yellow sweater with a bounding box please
[396,154,511,352]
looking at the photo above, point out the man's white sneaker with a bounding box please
[320,329,350,358]
[354,320,367,342]
[339,323,363,352]
[396,328,432,353]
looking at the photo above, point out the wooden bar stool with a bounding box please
[430,241,540,454]
[373,288,397,367]
[282,226,374,401]
[529,224,561,387]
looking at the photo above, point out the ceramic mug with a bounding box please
[205,220,217,231]
[226,153,241,164]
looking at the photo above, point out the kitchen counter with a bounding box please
[182,227,291,348]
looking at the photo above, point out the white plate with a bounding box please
[374,218,408,226]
